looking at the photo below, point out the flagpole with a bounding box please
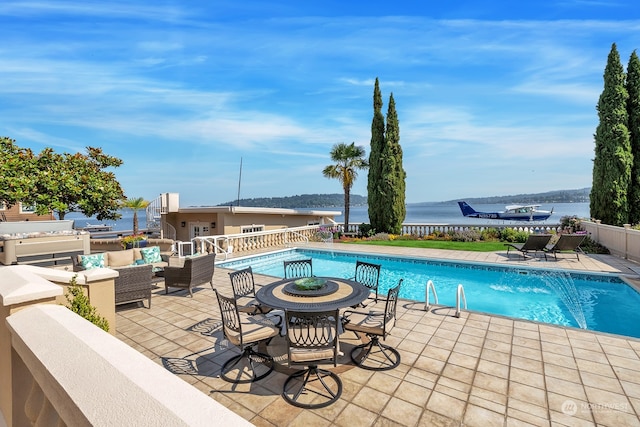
[236,157,242,207]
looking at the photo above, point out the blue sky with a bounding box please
[2,1,640,206]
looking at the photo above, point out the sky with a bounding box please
[2,1,640,206]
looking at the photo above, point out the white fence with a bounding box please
[581,220,640,262]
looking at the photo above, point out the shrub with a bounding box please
[65,276,109,332]
[480,228,501,241]
[358,223,376,238]
[580,235,610,254]
[448,229,481,242]
[369,232,390,241]
[500,228,529,243]
[560,215,582,233]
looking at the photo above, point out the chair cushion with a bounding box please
[224,313,279,346]
[290,347,335,363]
[140,246,162,264]
[79,253,105,270]
[343,310,390,336]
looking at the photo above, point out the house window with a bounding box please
[241,225,264,234]
[19,203,36,214]
[0,202,6,211]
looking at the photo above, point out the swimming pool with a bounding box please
[218,248,640,339]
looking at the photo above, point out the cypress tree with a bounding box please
[384,93,406,234]
[590,43,632,226]
[367,78,386,232]
[627,50,640,224]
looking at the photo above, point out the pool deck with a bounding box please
[116,243,640,426]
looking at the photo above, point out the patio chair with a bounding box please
[229,266,274,315]
[351,260,381,307]
[282,309,342,408]
[342,279,402,371]
[164,253,216,297]
[215,289,280,383]
[504,234,552,259]
[283,258,313,279]
[543,234,586,260]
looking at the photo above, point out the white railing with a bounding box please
[192,225,323,260]
[342,222,562,237]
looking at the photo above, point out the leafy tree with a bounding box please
[0,137,37,208]
[627,50,640,224]
[31,146,125,220]
[323,142,368,232]
[383,93,406,234]
[590,43,632,226]
[367,77,386,232]
[121,197,150,235]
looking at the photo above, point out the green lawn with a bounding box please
[340,239,508,252]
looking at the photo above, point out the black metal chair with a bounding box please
[352,260,381,307]
[282,309,342,408]
[214,289,280,383]
[343,279,402,371]
[283,258,313,279]
[229,267,273,315]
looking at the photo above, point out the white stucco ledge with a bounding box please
[3,264,119,286]
[7,304,253,426]
[0,265,63,306]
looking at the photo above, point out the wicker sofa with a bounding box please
[72,247,168,308]
[164,252,216,297]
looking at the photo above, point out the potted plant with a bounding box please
[121,233,148,249]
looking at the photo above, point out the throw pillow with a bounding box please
[141,246,162,264]
[80,253,105,270]
[135,259,146,265]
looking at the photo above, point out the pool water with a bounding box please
[218,248,640,339]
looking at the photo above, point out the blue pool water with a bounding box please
[218,248,640,339]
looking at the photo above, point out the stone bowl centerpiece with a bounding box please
[294,277,327,291]
[283,277,339,297]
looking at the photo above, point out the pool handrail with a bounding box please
[455,284,467,318]
[425,280,438,311]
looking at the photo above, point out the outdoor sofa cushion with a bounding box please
[76,247,168,271]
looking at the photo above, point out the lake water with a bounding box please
[64,202,590,231]
[332,202,589,225]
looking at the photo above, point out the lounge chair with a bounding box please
[543,234,586,260]
[504,234,552,259]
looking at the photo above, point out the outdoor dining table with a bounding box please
[255,276,370,313]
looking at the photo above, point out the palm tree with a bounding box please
[323,142,368,232]
[121,197,150,236]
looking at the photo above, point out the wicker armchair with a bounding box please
[114,264,154,308]
[164,253,216,297]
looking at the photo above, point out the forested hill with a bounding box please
[218,194,367,209]
[217,188,590,209]
[438,188,591,205]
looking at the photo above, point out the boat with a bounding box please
[76,222,113,232]
[458,201,553,221]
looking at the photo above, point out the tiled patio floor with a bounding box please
[116,244,640,426]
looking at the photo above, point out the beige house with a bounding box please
[155,193,341,241]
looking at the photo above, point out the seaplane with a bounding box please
[458,201,553,222]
